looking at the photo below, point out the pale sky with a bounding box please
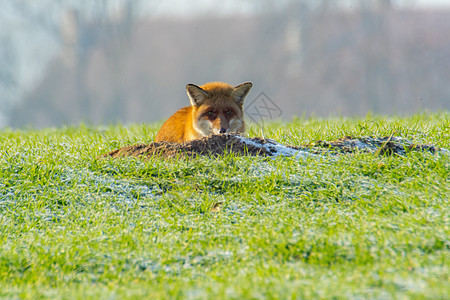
[149,0,450,17]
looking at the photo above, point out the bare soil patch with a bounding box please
[104,133,440,159]
[306,135,438,156]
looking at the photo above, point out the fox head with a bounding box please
[187,81,252,137]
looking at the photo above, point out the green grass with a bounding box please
[0,113,449,299]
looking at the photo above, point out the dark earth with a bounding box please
[104,133,440,159]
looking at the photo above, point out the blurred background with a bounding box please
[1,0,449,128]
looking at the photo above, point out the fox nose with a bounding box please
[219,128,227,134]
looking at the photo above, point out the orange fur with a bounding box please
[155,81,252,143]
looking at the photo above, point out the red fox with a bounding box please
[155,81,253,143]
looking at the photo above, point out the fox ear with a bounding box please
[231,82,253,105]
[186,84,209,106]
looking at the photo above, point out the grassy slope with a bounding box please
[0,113,449,299]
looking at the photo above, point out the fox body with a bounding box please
[155,81,252,143]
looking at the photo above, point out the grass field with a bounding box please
[0,113,449,299]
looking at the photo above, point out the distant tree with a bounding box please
[3,0,149,127]
[57,0,147,123]
[0,38,16,126]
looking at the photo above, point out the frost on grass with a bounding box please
[0,166,159,225]
[103,133,441,160]
[58,168,157,206]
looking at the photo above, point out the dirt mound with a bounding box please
[104,134,440,159]
[106,134,272,159]
[307,135,438,155]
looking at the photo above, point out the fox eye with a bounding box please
[225,110,233,116]
[207,111,216,118]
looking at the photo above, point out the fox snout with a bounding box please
[212,114,230,134]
